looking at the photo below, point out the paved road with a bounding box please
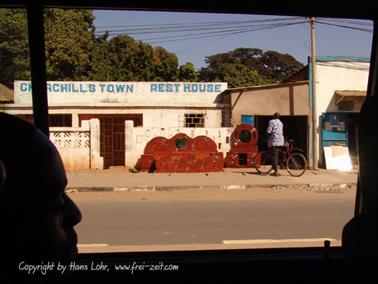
[70,187,356,252]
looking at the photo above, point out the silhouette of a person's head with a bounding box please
[0,113,82,278]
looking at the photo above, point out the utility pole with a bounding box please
[310,17,318,170]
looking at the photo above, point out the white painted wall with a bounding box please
[1,107,224,128]
[14,81,227,107]
[316,61,369,114]
[49,119,103,170]
[143,109,222,127]
[9,81,227,128]
[315,61,369,164]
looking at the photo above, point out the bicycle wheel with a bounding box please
[286,152,307,177]
[254,151,273,174]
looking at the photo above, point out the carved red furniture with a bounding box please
[139,133,224,173]
[224,124,259,168]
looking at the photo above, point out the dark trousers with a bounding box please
[269,146,280,172]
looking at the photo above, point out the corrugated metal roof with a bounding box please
[315,56,370,63]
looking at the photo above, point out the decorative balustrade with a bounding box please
[50,130,90,148]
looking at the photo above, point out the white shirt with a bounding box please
[266,118,284,147]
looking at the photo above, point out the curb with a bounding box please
[66,182,356,193]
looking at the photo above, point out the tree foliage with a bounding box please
[44,9,95,81]
[199,47,303,86]
[0,9,193,87]
[178,62,198,82]
[0,10,304,89]
[101,35,155,81]
[0,9,30,88]
[87,35,184,82]
[222,63,268,88]
[256,50,304,82]
[152,47,179,81]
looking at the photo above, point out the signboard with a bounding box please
[13,81,228,107]
[321,112,348,147]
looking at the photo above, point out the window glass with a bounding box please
[0,7,373,253]
[185,113,205,127]
[49,114,72,127]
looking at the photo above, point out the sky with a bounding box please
[93,10,373,69]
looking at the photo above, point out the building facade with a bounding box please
[1,81,231,169]
[314,56,369,167]
[222,56,369,168]
[220,80,311,158]
[1,57,369,170]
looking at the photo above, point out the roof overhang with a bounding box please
[0,84,14,103]
[335,90,366,105]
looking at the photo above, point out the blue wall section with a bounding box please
[241,115,254,126]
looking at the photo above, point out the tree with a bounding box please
[89,35,183,82]
[0,8,97,86]
[0,9,30,88]
[222,63,267,88]
[0,9,198,86]
[44,9,95,80]
[199,47,303,86]
[256,50,304,82]
[178,62,198,81]
[91,35,157,81]
[152,47,179,81]
[87,32,114,81]
[200,63,267,88]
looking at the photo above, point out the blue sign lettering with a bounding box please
[150,84,158,92]
[182,83,221,93]
[20,82,31,92]
[158,84,165,92]
[89,84,96,92]
[53,83,61,92]
[125,85,133,93]
[116,84,125,93]
[79,84,87,93]
[107,84,114,93]
[60,84,68,93]
[183,84,191,92]
[18,81,223,96]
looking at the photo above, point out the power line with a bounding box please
[94,16,303,31]
[174,33,234,55]
[315,20,373,33]
[95,19,305,37]
[298,21,310,55]
[97,20,307,45]
[318,18,373,27]
[144,21,305,42]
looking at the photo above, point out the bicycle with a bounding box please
[254,139,307,177]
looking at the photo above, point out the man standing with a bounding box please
[266,112,284,176]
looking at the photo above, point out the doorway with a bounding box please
[254,115,308,158]
[79,114,142,168]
